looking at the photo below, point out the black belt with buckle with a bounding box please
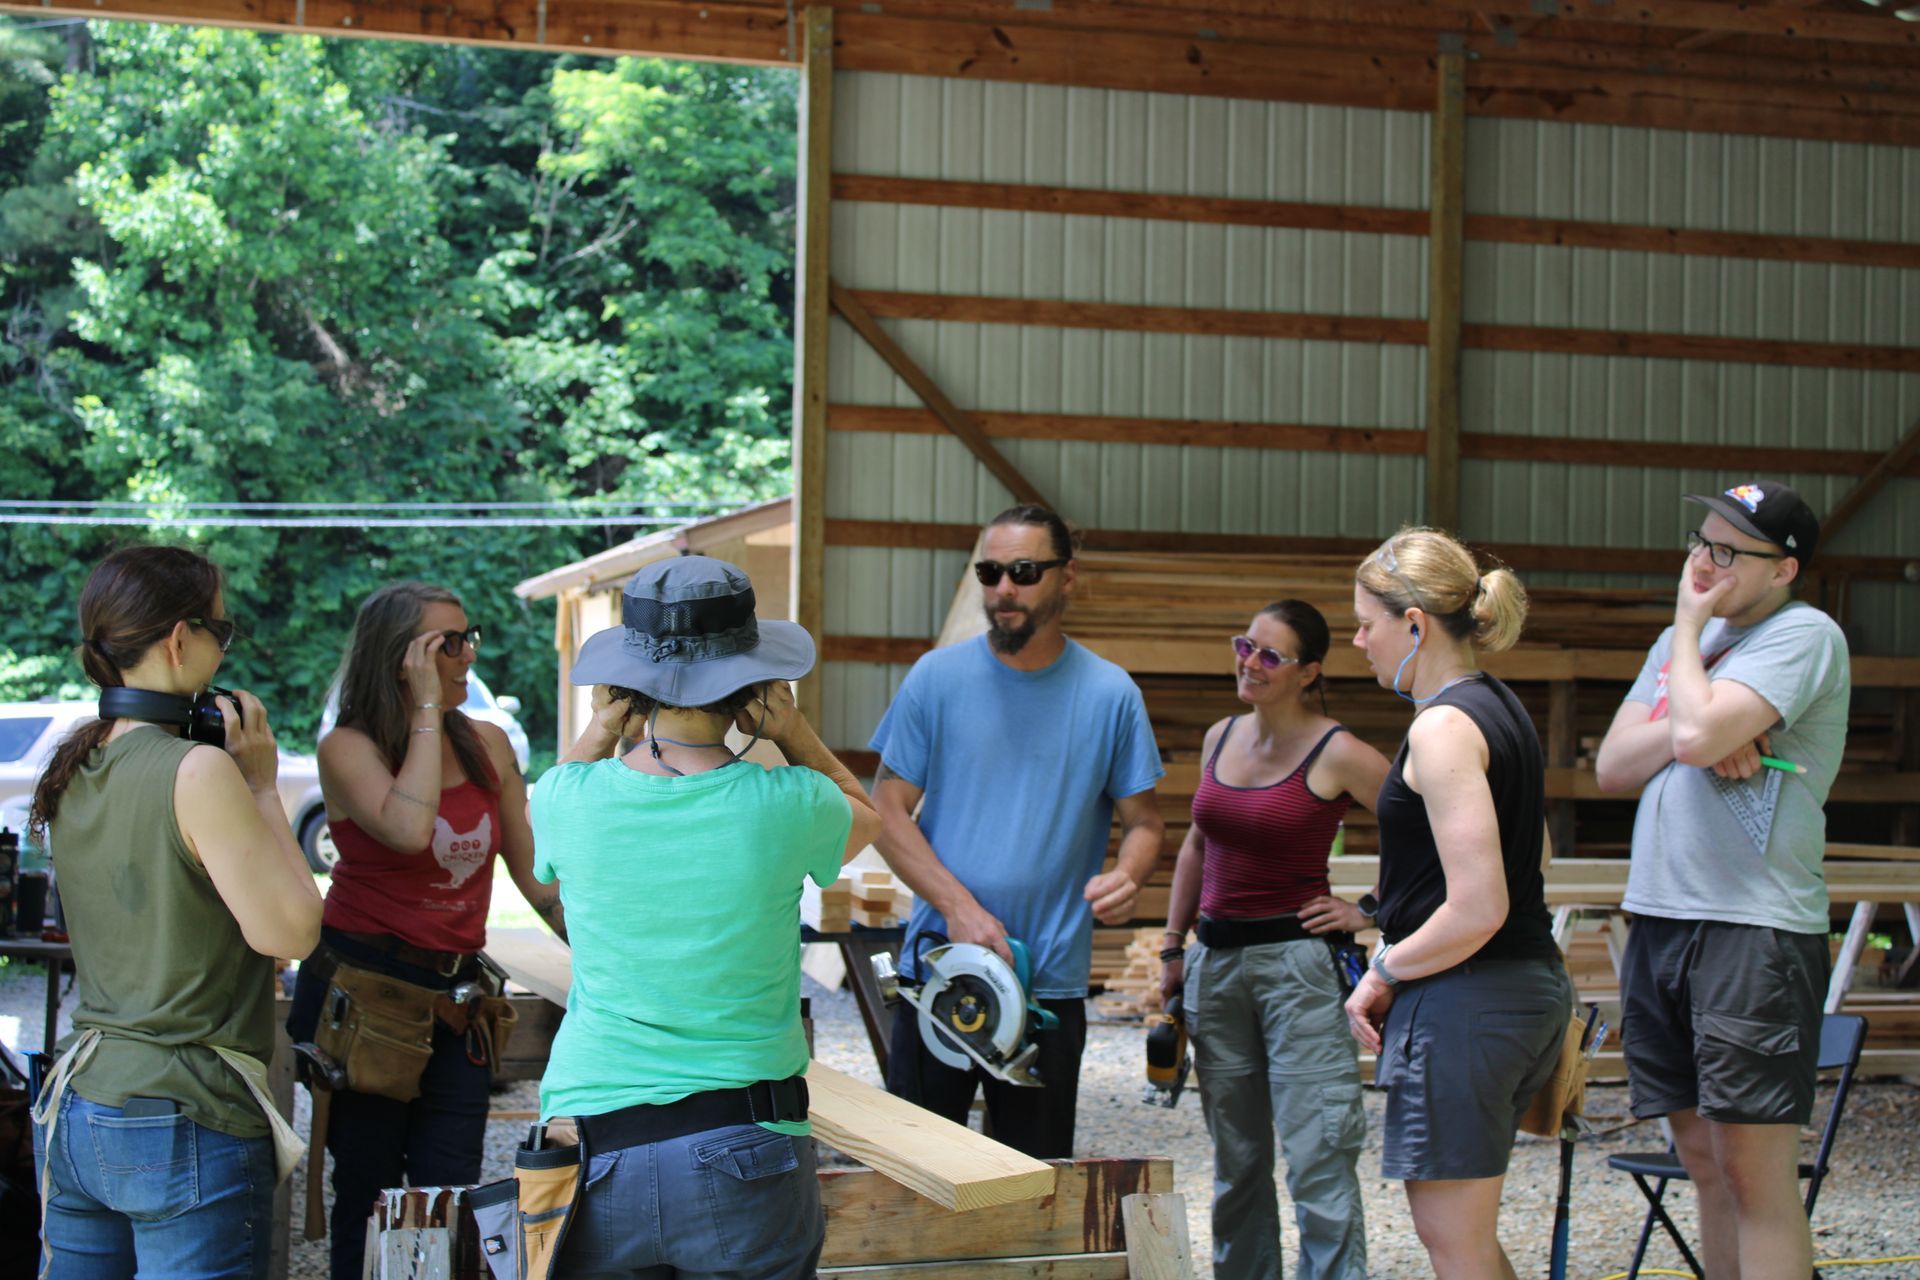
[578,1077,810,1153]
[1196,914,1319,949]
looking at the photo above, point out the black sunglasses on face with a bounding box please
[439,626,482,657]
[974,558,1068,588]
[1232,635,1300,670]
[187,616,237,653]
[1686,530,1785,570]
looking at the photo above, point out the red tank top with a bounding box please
[1192,719,1352,919]
[322,780,501,952]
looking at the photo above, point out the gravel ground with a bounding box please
[6,959,1918,1279]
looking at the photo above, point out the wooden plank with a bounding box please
[830,174,1920,272]
[829,280,1052,511]
[817,1158,1171,1266]
[820,517,1920,583]
[830,404,1920,481]
[485,926,573,1007]
[806,1061,1056,1212]
[0,0,797,64]
[820,1257,1128,1279]
[1820,414,1920,549]
[1547,679,1579,861]
[825,635,936,665]
[1426,50,1465,535]
[1122,1193,1196,1280]
[791,5,833,721]
[849,290,1920,373]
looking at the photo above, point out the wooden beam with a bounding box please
[819,1257,1127,1279]
[830,404,1920,482]
[1427,51,1466,535]
[791,6,833,722]
[847,291,1920,373]
[806,1061,1056,1212]
[831,174,1920,271]
[0,0,796,64]
[821,518,1920,582]
[824,635,934,665]
[1454,0,1920,47]
[817,1158,1171,1267]
[1820,415,1920,549]
[827,280,1053,511]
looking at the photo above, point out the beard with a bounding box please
[984,592,1065,654]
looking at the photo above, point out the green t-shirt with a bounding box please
[530,757,850,1132]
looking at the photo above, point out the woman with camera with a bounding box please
[530,556,879,1280]
[1344,529,1570,1280]
[1158,599,1390,1280]
[288,582,561,1280]
[29,544,322,1279]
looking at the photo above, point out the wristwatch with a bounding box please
[1356,892,1379,919]
[1371,941,1402,988]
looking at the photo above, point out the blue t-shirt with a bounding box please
[869,636,1163,997]
[530,759,850,1128]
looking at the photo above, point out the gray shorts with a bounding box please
[1620,915,1828,1125]
[1376,956,1571,1182]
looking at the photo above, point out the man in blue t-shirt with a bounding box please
[870,504,1165,1158]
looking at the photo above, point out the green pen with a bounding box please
[1759,755,1806,775]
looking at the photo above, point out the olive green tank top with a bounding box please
[51,726,274,1138]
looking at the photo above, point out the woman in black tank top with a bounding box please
[1345,529,1571,1280]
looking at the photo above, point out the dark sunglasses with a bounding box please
[1231,635,1300,670]
[974,558,1068,588]
[187,616,238,653]
[439,626,483,657]
[1686,530,1785,570]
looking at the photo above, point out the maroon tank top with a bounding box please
[1192,718,1352,919]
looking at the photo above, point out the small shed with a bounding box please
[514,496,792,751]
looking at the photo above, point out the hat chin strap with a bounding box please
[646,694,768,777]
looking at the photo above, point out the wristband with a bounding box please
[1158,946,1186,962]
[1371,941,1402,988]
[416,702,441,711]
[412,726,440,735]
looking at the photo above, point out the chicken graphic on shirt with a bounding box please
[432,814,493,890]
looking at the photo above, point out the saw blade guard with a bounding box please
[918,942,1028,1070]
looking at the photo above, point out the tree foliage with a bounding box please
[0,19,797,753]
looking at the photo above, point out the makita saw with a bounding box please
[872,937,1058,1087]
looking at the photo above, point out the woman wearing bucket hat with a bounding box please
[529,555,880,1280]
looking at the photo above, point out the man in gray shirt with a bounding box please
[1596,480,1849,1280]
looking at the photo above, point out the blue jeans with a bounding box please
[32,1090,276,1280]
[557,1123,823,1280]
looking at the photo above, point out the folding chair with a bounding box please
[1607,1013,1869,1280]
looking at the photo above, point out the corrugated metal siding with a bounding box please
[822,73,1432,747]
[1460,118,1920,656]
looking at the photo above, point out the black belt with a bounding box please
[578,1077,810,1153]
[1196,914,1323,949]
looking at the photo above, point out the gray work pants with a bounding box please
[1185,938,1368,1280]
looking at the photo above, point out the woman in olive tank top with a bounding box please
[1344,529,1571,1280]
[28,546,323,1280]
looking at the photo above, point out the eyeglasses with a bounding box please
[439,626,483,657]
[1686,530,1785,570]
[974,558,1068,588]
[1232,635,1300,670]
[187,617,237,653]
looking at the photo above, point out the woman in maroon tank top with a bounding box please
[1160,600,1390,1280]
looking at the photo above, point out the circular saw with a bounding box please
[873,937,1058,1087]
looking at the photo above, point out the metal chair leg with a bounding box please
[1629,1174,1706,1279]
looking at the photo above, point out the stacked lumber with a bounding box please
[1090,927,1172,1017]
[803,867,916,932]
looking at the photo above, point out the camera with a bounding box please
[98,685,243,749]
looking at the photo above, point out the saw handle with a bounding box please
[1006,938,1060,1031]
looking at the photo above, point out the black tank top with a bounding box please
[1374,673,1557,962]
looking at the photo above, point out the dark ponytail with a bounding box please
[1257,598,1332,715]
[29,545,223,840]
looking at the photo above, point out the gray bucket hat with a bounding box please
[568,556,814,706]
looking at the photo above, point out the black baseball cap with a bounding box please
[1685,480,1820,568]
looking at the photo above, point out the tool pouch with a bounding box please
[471,1123,587,1280]
[1518,1003,1597,1138]
[314,961,439,1105]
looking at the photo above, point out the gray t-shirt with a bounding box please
[1620,601,1850,934]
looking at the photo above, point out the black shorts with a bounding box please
[1620,915,1829,1126]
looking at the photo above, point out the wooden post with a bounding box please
[1425,51,1465,535]
[1122,1192,1197,1280]
[1821,412,1920,548]
[790,5,833,721]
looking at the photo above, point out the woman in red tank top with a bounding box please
[1159,600,1391,1280]
[287,582,563,1280]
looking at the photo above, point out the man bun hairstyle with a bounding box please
[987,504,1078,561]
[31,544,224,839]
[1355,527,1528,654]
